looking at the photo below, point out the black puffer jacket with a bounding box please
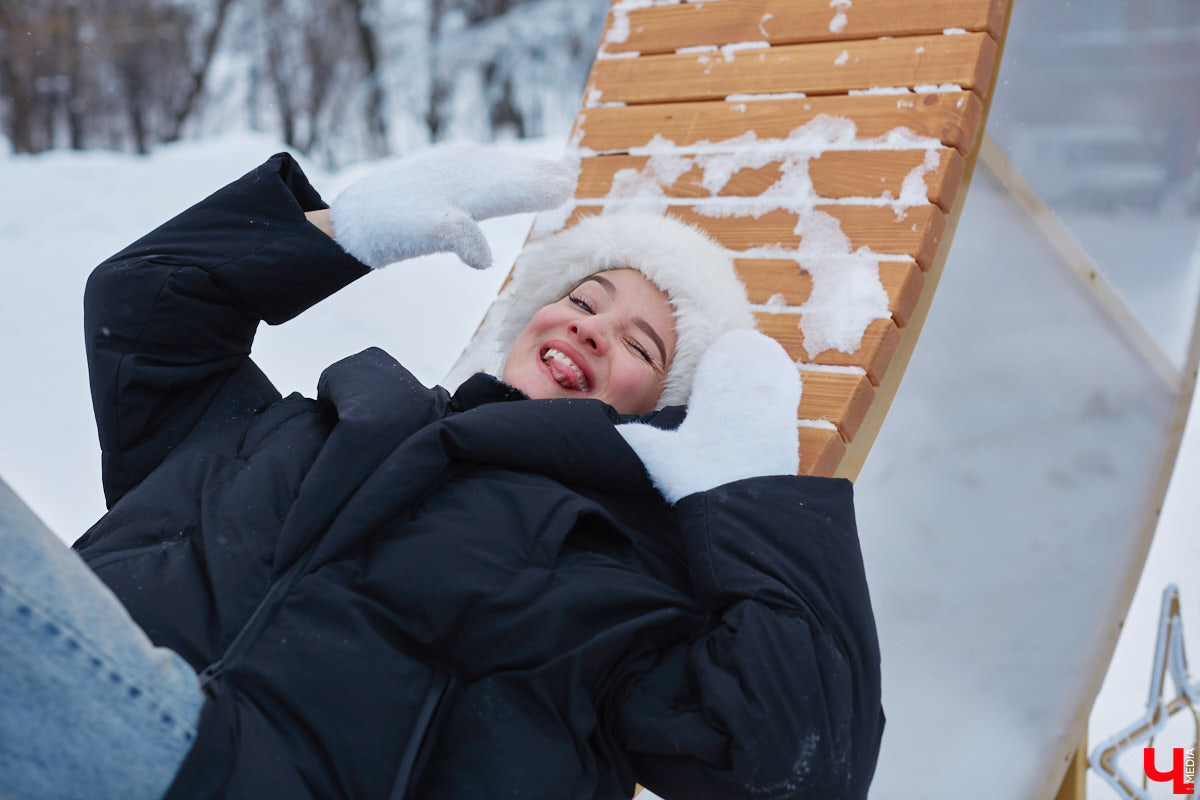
[74,154,884,800]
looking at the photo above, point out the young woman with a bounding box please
[0,147,884,799]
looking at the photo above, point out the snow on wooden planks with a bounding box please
[587,34,996,105]
[576,93,984,156]
[531,1,999,477]
[600,0,1007,56]
[736,258,925,329]
[577,149,966,211]
[568,204,945,270]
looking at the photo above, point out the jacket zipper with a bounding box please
[389,673,454,800]
[198,545,318,690]
[85,535,187,570]
[198,479,445,689]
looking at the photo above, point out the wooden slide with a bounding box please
[451,2,1200,799]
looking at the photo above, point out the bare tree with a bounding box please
[0,2,37,153]
[0,0,609,162]
[163,0,236,142]
[342,0,389,156]
[426,0,451,142]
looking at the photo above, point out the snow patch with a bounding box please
[758,12,774,37]
[584,87,626,108]
[726,92,807,101]
[676,45,717,54]
[850,86,912,95]
[798,418,838,430]
[721,41,770,62]
[942,27,969,35]
[607,0,684,44]
[596,49,640,60]
[799,363,868,375]
[790,213,890,354]
[834,50,850,66]
[604,149,693,215]
[829,0,851,33]
[567,124,593,155]
[605,11,630,44]
[899,149,941,206]
[622,115,940,158]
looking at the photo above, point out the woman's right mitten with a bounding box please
[616,329,802,504]
[330,144,577,270]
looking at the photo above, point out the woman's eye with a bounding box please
[569,294,593,314]
[629,339,653,364]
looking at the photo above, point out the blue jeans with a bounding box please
[0,480,203,800]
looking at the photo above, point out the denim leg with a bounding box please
[0,480,204,800]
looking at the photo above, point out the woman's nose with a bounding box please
[570,315,610,353]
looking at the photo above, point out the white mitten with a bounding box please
[330,144,577,270]
[617,329,801,504]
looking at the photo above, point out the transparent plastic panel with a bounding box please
[987,0,1200,368]
[857,169,1176,799]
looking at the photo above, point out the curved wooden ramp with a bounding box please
[452,0,1019,795]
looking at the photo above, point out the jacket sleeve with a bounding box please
[84,153,370,506]
[613,476,885,800]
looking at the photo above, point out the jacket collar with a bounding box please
[444,372,686,495]
[438,396,657,495]
[281,353,669,571]
[448,372,529,412]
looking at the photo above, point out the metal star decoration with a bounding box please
[1090,584,1200,799]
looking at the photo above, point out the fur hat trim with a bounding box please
[445,212,756,409]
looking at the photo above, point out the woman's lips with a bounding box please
[540,345,591,392]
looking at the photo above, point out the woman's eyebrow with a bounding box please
[635,319,668,366]
[589,274,616,296]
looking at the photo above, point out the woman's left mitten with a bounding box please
[330,144,577,270]
[616,329,801,504]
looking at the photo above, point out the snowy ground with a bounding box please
[1,135,1197,798]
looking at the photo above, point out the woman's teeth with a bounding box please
[542,347,590,392]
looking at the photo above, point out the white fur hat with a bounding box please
[444,212,756,409]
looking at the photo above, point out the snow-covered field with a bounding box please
[1,135,1197,798]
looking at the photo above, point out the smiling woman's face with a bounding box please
[502,268,677,415]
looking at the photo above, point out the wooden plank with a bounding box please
[601,0,1007,56]
[735,258,925,328]
[759,314,901,385]
[1053,735,1087,800]
[796,369,875,442]
[797,426,846,476]
[573,92,984,156]
[586,33,997,105]
[576,149,965,211]
[568,205,946,270]
[810,149,965,211]
[879,261,925,328]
